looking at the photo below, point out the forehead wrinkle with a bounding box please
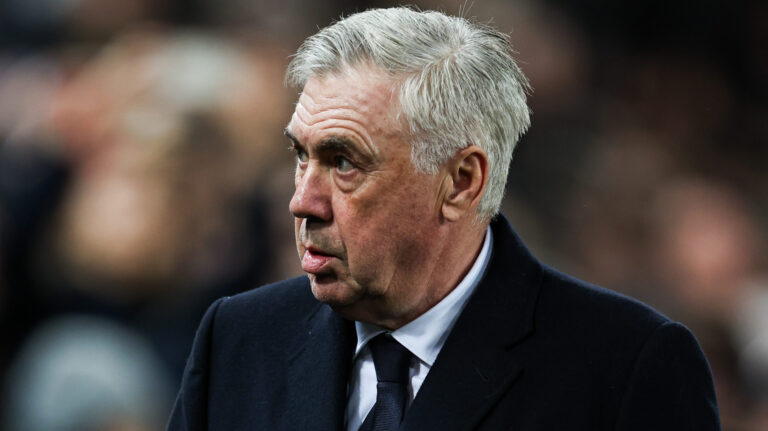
[308,73,398,119]
[295,93,371,130]
[293,101,382,158]
[301,101,402,150]
[291,72,409,163]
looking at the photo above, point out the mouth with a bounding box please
[301,247,337,274]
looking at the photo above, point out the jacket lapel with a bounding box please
[284,301,356,430]
[402,216,543,431]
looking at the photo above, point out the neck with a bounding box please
[371,220,488,330]
[423,222,488,312]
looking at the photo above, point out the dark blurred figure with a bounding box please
[651,179,768,430]
[1,27,294,430]
[4,315,172,431]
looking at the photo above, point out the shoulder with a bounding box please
[203,276,317,341]
[539,264,670,329]
[486,215,687,354]
[537,264,671,337]
[533,264,694,361]
[218,275,315,316]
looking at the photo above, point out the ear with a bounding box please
[441,145,489,222]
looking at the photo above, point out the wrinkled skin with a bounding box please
[286,66,485,328]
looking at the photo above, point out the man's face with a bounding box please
[286,67,444,323]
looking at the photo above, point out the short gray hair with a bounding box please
[286,7,531,219]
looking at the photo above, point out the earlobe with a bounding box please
[440,146,488,222]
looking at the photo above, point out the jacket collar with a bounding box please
[401,215,543,430]
[285,299,356,430]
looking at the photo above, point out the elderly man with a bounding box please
[168,8,720,431]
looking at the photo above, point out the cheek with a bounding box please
[334,206,390,276]
[341,194,431,265]
[334,168,438,268]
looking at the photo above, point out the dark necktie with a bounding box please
[359,334,412,431]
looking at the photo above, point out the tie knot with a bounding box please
[368,334,412,383]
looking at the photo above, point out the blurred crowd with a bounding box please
[0,0,765,430]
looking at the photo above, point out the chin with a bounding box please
[309,274,361,307]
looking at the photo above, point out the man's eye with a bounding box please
[335,156,355,173]
[295,148,309,163]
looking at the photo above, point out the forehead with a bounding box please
[288,66,404,144]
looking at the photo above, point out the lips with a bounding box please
[301,248,336,273]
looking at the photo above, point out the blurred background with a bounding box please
[0,0,765,429]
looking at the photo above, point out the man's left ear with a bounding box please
[441,145,489,222]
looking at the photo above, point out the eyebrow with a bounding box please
[284,129,374,165]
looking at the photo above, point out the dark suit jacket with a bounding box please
[168,216,720,430]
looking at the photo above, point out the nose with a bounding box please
[289,164,333,222]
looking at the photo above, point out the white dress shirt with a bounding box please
[344,226,493,430]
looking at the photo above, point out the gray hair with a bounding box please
[286,7,531,219]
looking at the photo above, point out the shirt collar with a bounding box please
[354,225,493,366]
